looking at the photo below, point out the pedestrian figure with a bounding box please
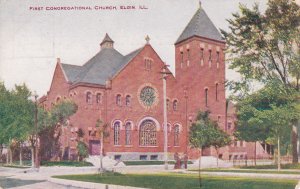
[174,152,181,169]
[183,153,188,169]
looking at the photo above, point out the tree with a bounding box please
[77,141,88,161]
[210,127,231,167]
[222,0,300,163]
[95,119,109,173]
[189,111,230,187]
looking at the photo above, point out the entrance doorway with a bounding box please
[89,140,100,155]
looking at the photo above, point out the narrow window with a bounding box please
[173,100,178,111]
[209,50,212,67]
[205,89,208,107]
[86,92,92,104]
[96,93,102,104]
[56,97,61,103]
[145,59,152,70]
[180,51,184,68]
[116,94,121,106]
[216,51,220,69]
[166,99,170,111]
[215,83,219,101]
[125,95,131,107]
[227,122,232,130]
[200,48,204,66]
[125,122,132,145]
[174,125,180,146]
[114,121,121,145]
[187,49,190,66]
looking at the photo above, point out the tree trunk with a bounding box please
[31,147,35,168]
[254,141,257,166]
[6,150,9,165]
[19,144,23,166]
[292,122,298,163]
[9,147,12,165]
[0,144,3,156]
[277,136,281,171]
[198,148,202,188]
[216,148,219,168]
[99,134,104,173]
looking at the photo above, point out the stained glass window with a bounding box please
[140,86,156,107]
[139,120,157,146]
[125,122,132,145]
[114,121,121,145]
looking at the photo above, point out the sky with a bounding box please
[0,0,268,96]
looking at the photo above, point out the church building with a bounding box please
[41,5,269,161]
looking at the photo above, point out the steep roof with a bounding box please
[60,46,143,86]
[100,33,114,45]
[60,63,82,82]
[176,7,224,44]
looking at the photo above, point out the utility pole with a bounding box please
[160,64,171,170]
[184,88,188,154]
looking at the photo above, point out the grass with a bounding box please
[239,163,300,170]
[53,173,298,189]
[189,168,300,175]
[123,160,193,166]
[40,161,93,167]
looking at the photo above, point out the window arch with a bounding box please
[96,93,102,104]
[56,96,61,103]
[173,100,178,111]
[116,94,121,106]
[125,95,131,107]
[113,121,121,145]
[205,88,208,107]
[86,92,92,104]
[125,122,132,145]
[139,120,157,146]
[174,124,180,146]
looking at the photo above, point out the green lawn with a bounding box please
[53,173,298,189]
[239,163,300,170]
[189,168,300,175]
[123,161,193,166]
[40,161,93,167]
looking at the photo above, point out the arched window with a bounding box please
[56,97,61,103]
[116,94,121,106]
[173,100,178,111]
[209,49,212,67]
[125,95,131,107]
[86,92,92,104]
[139,120,157,146]
[125,122,132,145]
[166,99,170,110]
[205,88,208,107]
[96,93,102,104]
[215,83,219,101]
[114,121,121,145]
[174,125,180,146]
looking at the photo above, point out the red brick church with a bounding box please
[41,6,269,161]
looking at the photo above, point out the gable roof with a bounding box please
[176,8,224,44]
[60,46,143,86]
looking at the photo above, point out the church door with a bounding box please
[89,140,100,155]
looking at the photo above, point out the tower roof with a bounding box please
[100,33,114,45]
[175,7,224,44]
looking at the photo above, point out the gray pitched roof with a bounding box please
[60,64,82,82]
[60,47,143,86]
[176,8,224,44]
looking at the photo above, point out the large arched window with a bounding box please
[96,93,102,104]
[116,94,121,106]
[114,121,121,145]
[125,95,131,107]
[174,125,180,146]
[86,92,92,104]
[139,120,157,146]
[125,122,132,145]
[173,100,178,111]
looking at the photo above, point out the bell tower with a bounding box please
[175,5,227,130]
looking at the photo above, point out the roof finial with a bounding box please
[199,0,202,8]
[145,35,150,44]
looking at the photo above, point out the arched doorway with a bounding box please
[139,119,157,146]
